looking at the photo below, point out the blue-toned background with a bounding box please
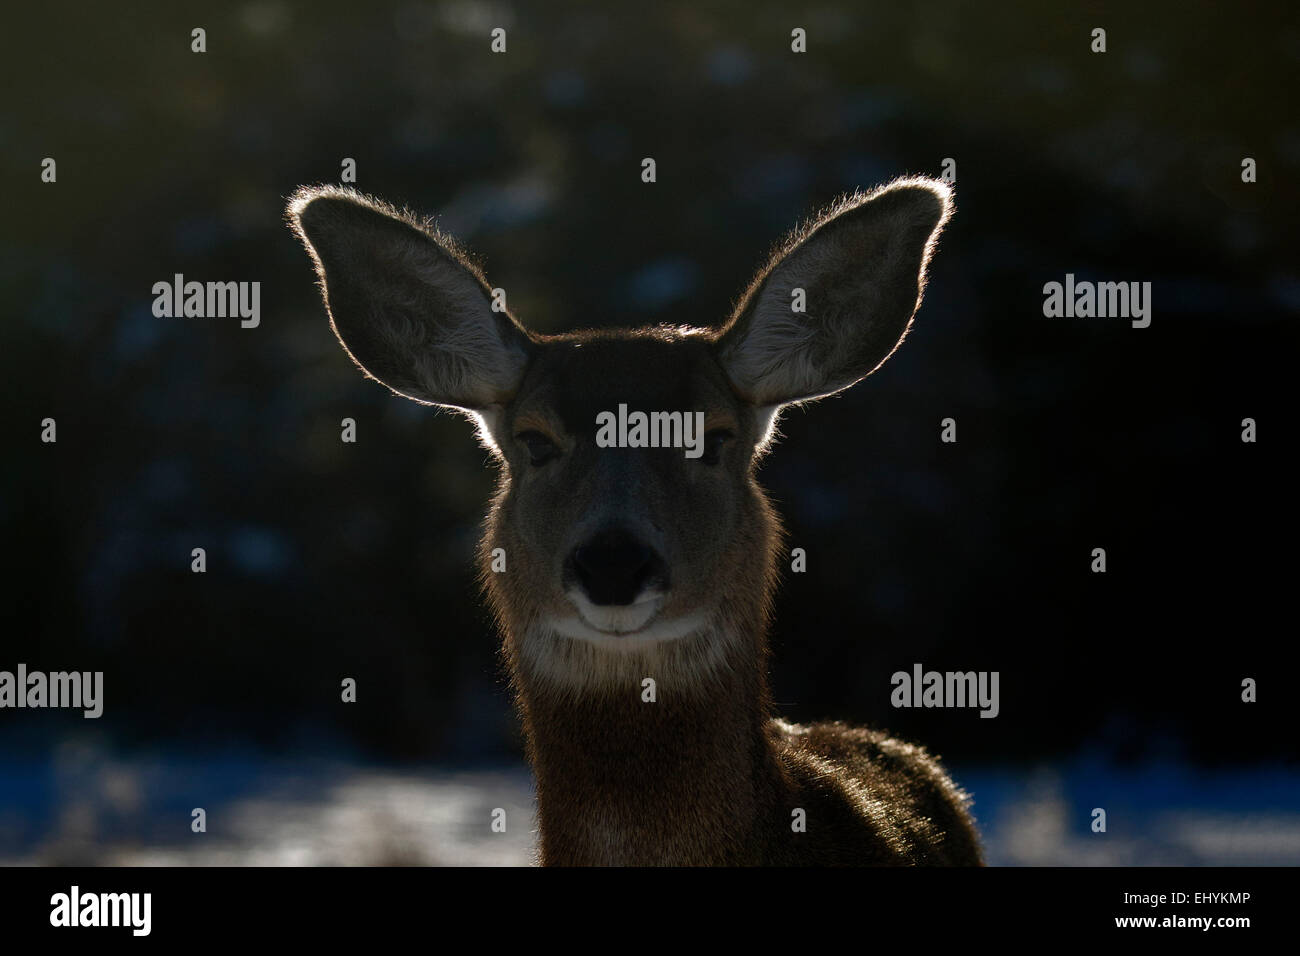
[2,1,1295,864]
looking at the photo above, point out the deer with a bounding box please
[287,176,983,866]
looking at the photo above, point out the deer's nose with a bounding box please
[568,530,666,606]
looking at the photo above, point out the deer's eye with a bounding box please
[516,430,561,466]
[700,429,734,466]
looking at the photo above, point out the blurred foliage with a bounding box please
[1,1,1294,764]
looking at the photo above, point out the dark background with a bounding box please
[1,1,1295,863]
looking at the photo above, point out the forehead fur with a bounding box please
[510,327,739,436]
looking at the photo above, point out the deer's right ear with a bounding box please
[287,186,532,414]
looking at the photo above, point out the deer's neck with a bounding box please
[511,622,782,866]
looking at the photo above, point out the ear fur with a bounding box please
[287,185,532,413]
[716,177,952,407]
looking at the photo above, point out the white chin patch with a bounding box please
[548,590,706,647]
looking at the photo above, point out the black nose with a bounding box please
[568,530,666,606]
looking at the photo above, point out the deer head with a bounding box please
[288,179,952,698]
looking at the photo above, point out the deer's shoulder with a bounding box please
[766,718,983,865]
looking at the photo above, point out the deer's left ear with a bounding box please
[715,177,952,407]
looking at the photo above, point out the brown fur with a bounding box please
[288,178,984,866]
